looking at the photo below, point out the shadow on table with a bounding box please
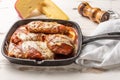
[4,62,109,74]
[1,59,114,74]
[7,63,82,73]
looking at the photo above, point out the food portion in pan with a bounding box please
[8,21,78,60]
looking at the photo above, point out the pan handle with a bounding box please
[75,32,120,65]
[82,32,120,44]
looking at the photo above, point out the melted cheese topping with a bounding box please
[27,21,42,28]
[27,21,61,29]
[17,32,41,41]
[22,41,54,59]
[9,21,77,60]
[8,43,21,57]
[48,34,73,47]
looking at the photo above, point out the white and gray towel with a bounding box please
[78,19,120,69]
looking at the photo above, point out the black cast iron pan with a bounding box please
[1,19,120,66]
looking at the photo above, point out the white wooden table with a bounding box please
[0,0,120,80]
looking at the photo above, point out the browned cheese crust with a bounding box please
[8,21,77,60]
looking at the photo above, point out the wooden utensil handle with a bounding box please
[78,2,110,23]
